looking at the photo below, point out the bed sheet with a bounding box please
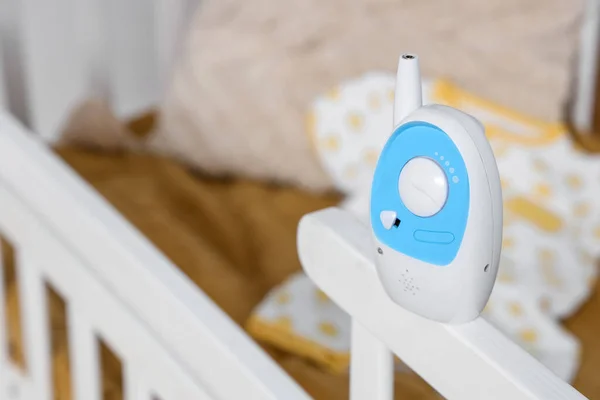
[4,146,600,399]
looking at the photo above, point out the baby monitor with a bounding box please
[370,54,503,324]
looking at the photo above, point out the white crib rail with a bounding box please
[0,111,310,399]
[297,208,588,400]
[0,182,212,400]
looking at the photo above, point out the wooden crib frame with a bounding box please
[0,0,597,399]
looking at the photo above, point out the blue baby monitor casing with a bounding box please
[370,54,503,323]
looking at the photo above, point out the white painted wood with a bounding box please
[0,0,29,123]
[0,112,310,400]
[297,208,587,400]
[0,36,6,108]
[0,237,31,400]
[0,184,212,400]
[573,0,600,133]
[350,319,393,400]
[17,252,52,400]
[155,0,199,95]
[124,364,153,400]
[68,308,101,400]
[0,231,7,398]
[72,0,109,99]
[18,0,87,141]
[105,0,159,118]
[4,363,33,400]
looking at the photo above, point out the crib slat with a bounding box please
[18,0,87,141]
[124,364,153,400]
[154,0,199,95]
[105,0,159,119]
[0,37,6,109]
[350,319,393,400]
[573,0,600,133]
[68,308,101,400]
[4,364,32,400]
[0,238,7,397]
[0,0,29,124]
[17,255,52,400]
[72,0,109,99]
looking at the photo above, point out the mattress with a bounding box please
[4,145,600,399]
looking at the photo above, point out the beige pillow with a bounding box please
[152,0,582,191]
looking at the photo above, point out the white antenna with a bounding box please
[393,53,423,127]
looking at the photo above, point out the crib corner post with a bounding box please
[350,318,394,400]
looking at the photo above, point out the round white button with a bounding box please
[398,157,448,217]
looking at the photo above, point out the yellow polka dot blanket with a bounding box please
[247,76,599,383]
